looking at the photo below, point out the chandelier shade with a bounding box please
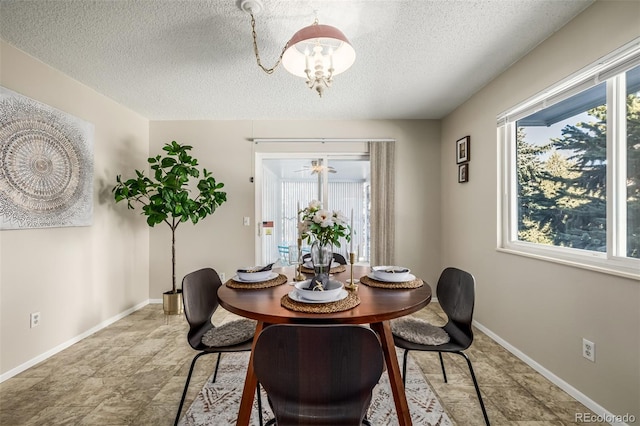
[282,23,356,79]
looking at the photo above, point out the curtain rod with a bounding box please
[250,138,395,143]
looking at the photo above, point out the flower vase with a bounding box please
[310,240,333,290]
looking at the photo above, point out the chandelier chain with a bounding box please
[250,12,288,75]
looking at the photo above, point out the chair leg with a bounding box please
[401,349,409,385]
[256,382,264,426]
[457,352,490,426]
[212,352,222,383]
[438,352,448,383]
[174,351,208,426]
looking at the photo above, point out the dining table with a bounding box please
[217,264,432,426]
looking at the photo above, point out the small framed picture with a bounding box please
[458,163,469,183]
[456,136,470,164]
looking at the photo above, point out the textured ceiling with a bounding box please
[0,0,593,120]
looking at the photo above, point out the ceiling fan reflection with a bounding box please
[295,160,337,174]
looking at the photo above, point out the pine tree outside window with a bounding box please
[498,39,640,279]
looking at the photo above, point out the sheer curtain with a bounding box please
[369,141,395,265]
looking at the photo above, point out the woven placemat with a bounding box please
[360,275,424,289]
[300,264,347,274]
[281,291,360,313]
[225,274,287,289]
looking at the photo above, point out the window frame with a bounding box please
[497,38,640,280]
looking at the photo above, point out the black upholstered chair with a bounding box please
[391,267,491,426]
[174,268,262,426]
[254,324,384,426]
[302,252,348,265]
[332,252,348,265]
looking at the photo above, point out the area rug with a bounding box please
[179,350,454,426]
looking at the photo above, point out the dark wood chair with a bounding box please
[332,252,348,265]
[174,268,263,426]
[392,267,490,425]
[302,252,348,265]
[254,324,384,426]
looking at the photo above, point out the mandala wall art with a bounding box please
[0,87,94,229]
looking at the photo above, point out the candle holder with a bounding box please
[345,252,359,291]
[294,237,306,281]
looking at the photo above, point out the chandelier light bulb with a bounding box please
[328,47,334,71]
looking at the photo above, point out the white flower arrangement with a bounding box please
[298,200,351,247]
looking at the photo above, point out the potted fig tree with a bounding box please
[113,140,227,315]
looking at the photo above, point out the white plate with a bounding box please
[288,289,348,304]
[232,272,278,283]
[368,272,416,283]
[303,261,340,269]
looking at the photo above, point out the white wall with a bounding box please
[0,41,150,376]
[148,120,442,301]
[440,1,640,419]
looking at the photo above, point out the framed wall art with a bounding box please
[456,135,470,164]
[0,86,94,230]
[458,163,469,183]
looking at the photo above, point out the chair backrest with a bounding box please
[182,268,223,349]
[277,245,290,265]
[302,252,347,265]
[437,267,476,349]
[332,252,348,265]
[253,324,384,426]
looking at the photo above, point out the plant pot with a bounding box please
[163,289,183,315]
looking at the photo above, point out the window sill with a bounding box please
[496,245,640,281]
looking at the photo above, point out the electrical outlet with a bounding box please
[582,338,595,362]
[30,312,40,328]
[243,217,250,226]
[219,272,226,282]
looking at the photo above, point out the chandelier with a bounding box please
[239,0,356,97]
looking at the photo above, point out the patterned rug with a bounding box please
[179,350,454,426]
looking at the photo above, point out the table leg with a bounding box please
[371,321,413,426]
[236,321,264,426]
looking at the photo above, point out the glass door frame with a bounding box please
[254,151,369,264]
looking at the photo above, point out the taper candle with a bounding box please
[350,208,354,252]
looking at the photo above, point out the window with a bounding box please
[498,39,640,278]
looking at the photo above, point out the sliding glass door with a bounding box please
[257,154,370,265]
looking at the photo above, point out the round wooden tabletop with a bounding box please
[218,265,432,325]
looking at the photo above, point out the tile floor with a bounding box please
[0,303,605,425]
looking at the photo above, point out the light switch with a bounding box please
[243,217,250,226]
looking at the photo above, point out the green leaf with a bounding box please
[161,157,177,168]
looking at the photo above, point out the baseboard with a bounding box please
[472,320,631,426]
[0,300,150,383]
